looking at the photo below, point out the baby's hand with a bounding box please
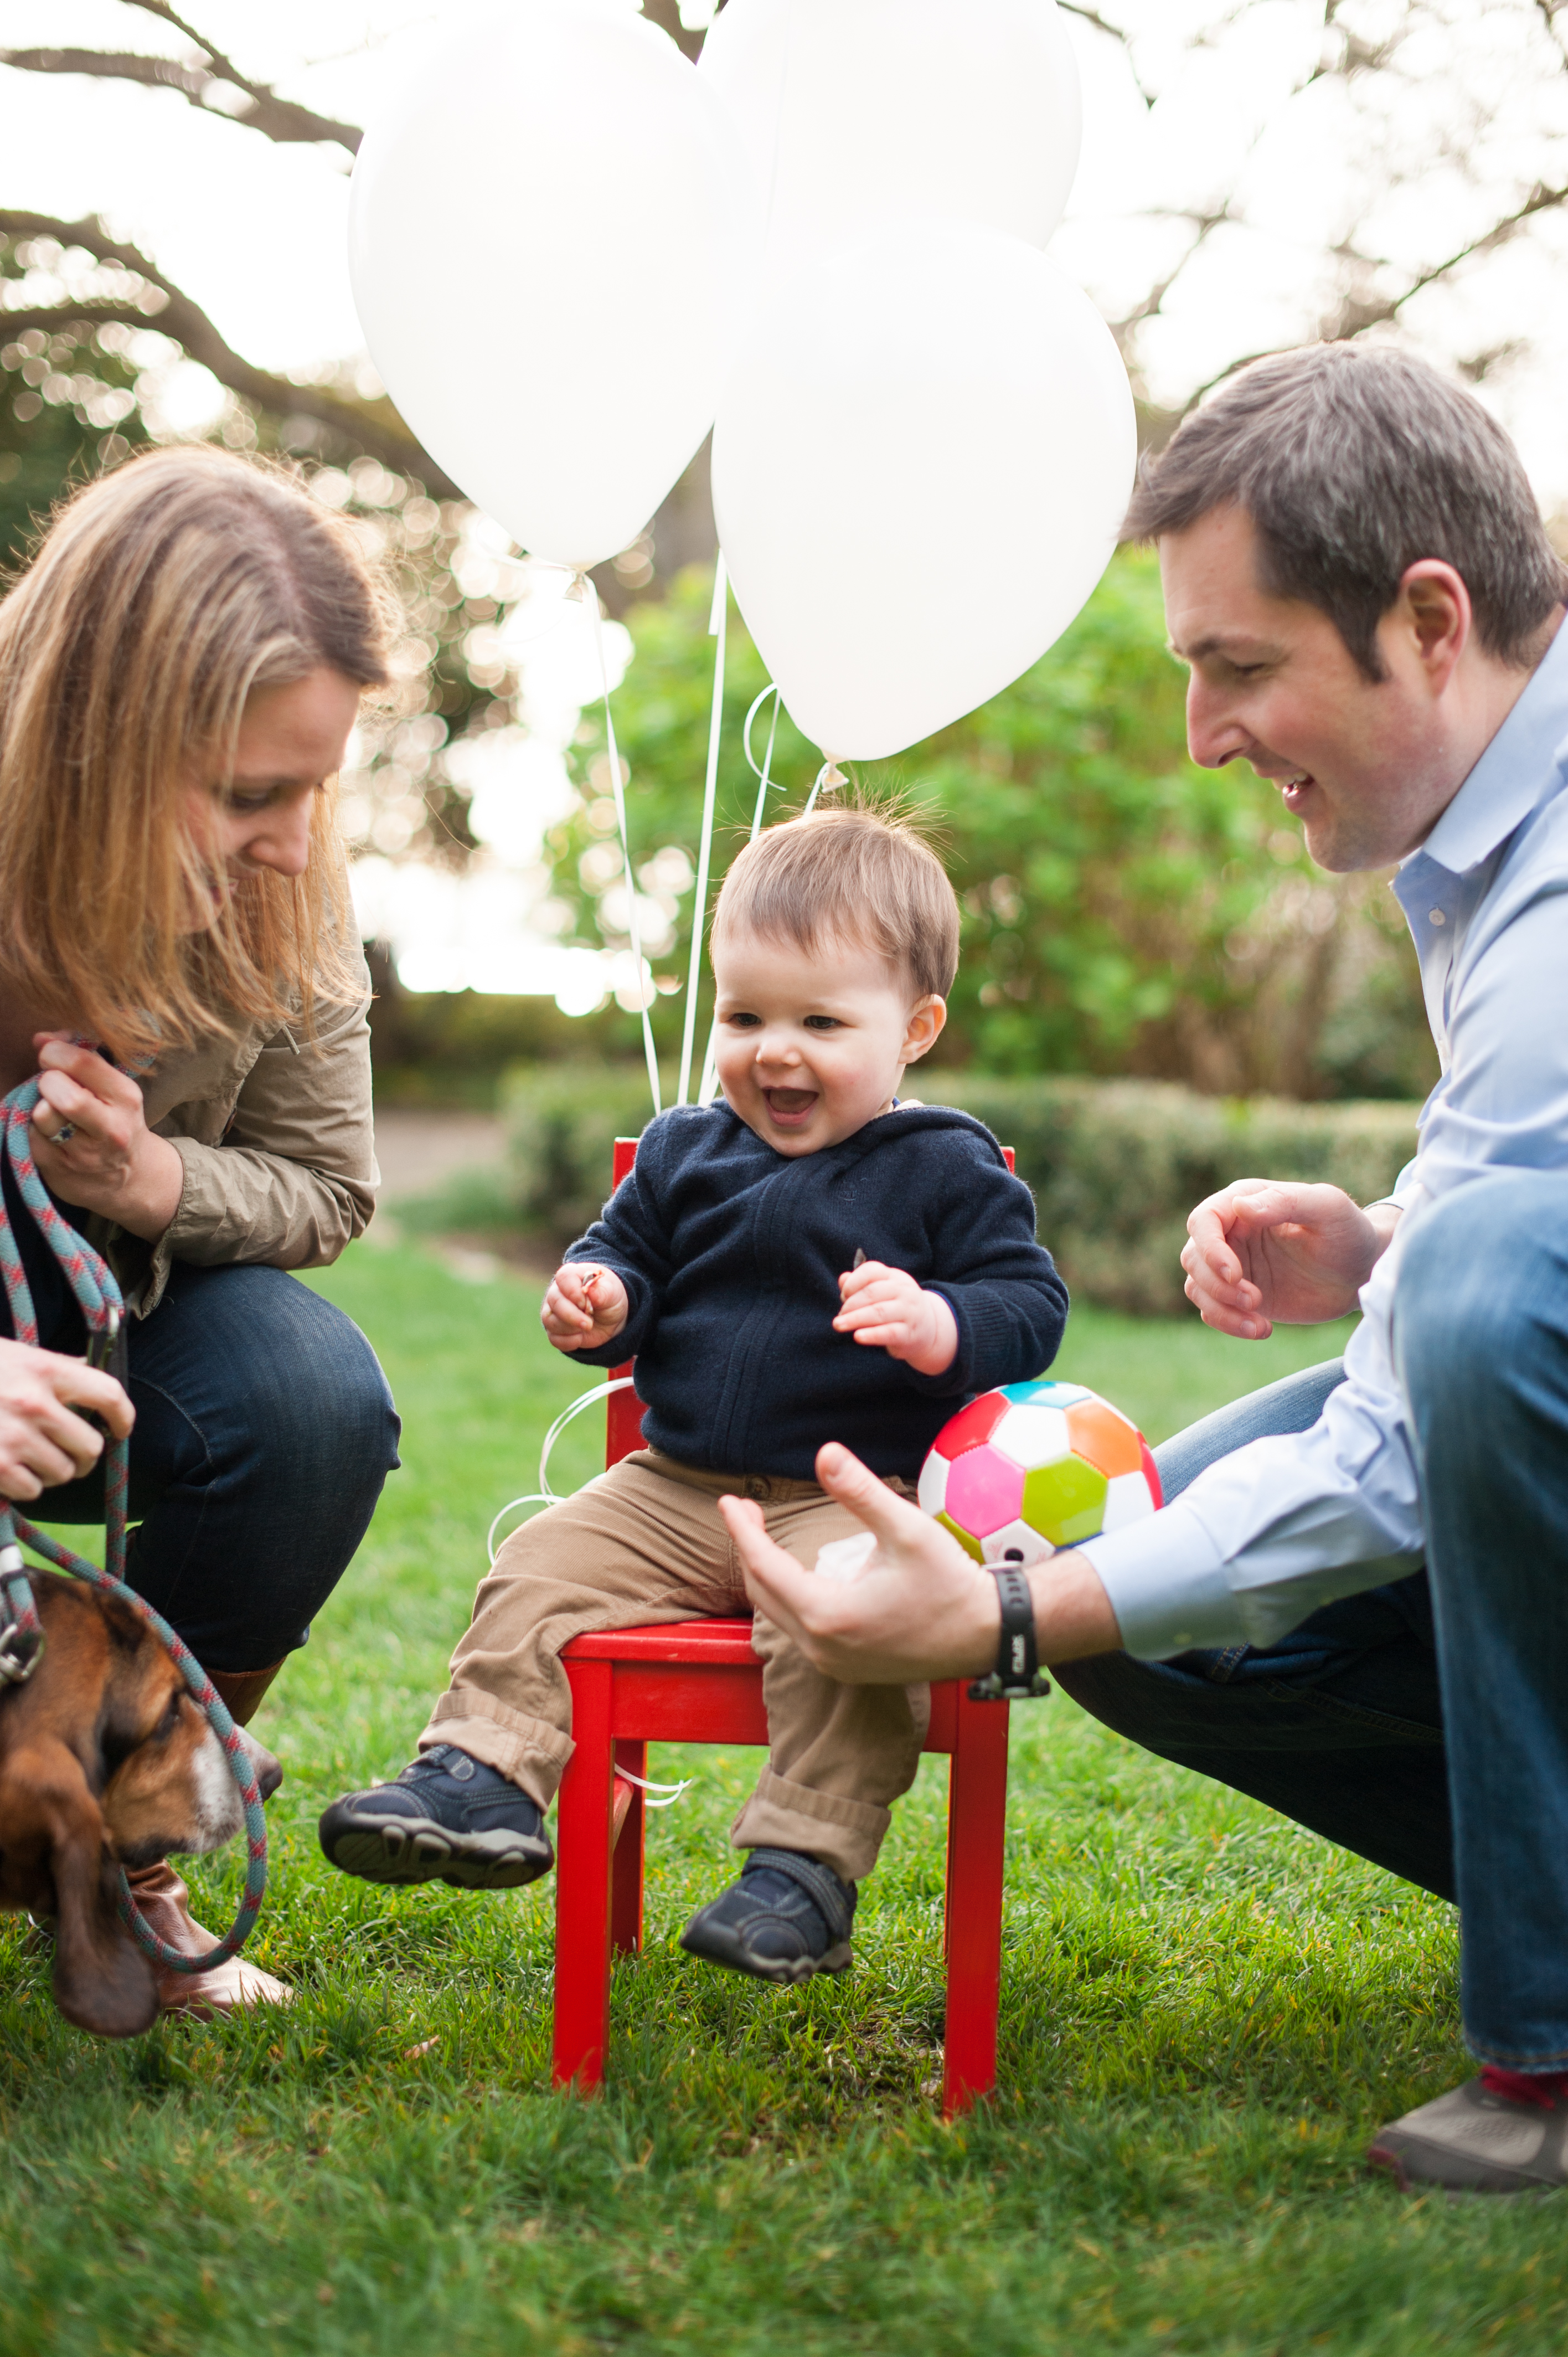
[541,1263,630,1353]
[833,1260,958,1377]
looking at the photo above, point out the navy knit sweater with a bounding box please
[564,1101,1068,1481]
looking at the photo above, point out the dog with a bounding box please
[0,1570,282,2036]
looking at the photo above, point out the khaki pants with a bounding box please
[420,1448,927,1884]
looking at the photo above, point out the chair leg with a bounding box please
[553,1659,616,2091]
[611,1737,647,1955]
[941,1685,1010,2117]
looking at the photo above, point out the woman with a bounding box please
[0,445,401,2016]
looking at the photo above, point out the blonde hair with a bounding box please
[711,804,960,998]
[0,444,396,1060]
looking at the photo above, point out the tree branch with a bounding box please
[1535,0,1568,70]
[1055,1,1156,107]
[0,210,456,493]
[1110,206,1235,344]
[0,8,361,156]
[1179,174,1568,413]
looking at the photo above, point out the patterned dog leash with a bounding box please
[0,1072,267,1972]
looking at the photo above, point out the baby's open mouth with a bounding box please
[763,1087,817,1120]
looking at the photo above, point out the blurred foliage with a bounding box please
[0,228,509,872]
[553,559,1438,1100]
[495,1060,1419,1316]
[365,946,630,1103]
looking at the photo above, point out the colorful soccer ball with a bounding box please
[917,1381,1162,1565]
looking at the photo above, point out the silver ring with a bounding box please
[52,1122,75,1144]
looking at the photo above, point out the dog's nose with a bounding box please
[240,1731,284,1803]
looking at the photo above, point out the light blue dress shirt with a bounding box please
[1084,616,1568,1659]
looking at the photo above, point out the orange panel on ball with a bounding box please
[1065,1399,1143,1478]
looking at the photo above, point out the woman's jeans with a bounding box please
[1,1158,400,1673]
[1056,1171,1568,2074]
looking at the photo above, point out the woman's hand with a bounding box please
[720,1440,1122,1684]
[540,1263,630,1354]
[27,1036,184,1243]
[1180,1179,1401,1339]
[0,1334,134,1501]
[833,1260,959,1376]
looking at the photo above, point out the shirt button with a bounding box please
[1428,908,1446,926]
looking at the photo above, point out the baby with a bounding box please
[321,806,1067,1983]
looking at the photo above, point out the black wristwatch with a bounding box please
[968,1556,1051,1702]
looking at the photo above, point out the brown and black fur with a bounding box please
[0,1573,280,2035]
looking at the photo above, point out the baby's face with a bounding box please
[712,927,944,1157]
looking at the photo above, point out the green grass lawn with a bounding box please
[2,1245,1562,2356]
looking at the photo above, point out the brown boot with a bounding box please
[123,1860,293,2020]
[210,1658,287,1727]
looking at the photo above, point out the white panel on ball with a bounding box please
[1101,1469,1158,1533]
[990,1406,1072,1471]
[917,1452,950,1519]
[981,1520,1056,1567]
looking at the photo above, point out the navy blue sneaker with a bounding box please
[318,1745,553,1890]
[679,1847,856,1985]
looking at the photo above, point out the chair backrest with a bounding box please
[602,1132,1017,1471]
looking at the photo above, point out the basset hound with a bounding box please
[0,1570,282,2036]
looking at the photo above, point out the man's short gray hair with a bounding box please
[1125,343,1567,679]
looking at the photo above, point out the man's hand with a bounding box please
[1182,1179,1402,1338]
[0,1335,134,1501]
[833,1260,958,1376]
[540,1263,630,1354]
[720,1440,1122,1684]
[28,1035,184,1243]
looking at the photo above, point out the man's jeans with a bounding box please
[2,1156,400,1672]
[1056,1170,1568,2072]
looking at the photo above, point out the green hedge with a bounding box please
[500,1063,1419,1318]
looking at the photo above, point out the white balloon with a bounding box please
[349,1,757,570]
[711,224,1136,761]
[698,0,1081,283]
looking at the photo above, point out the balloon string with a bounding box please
[802,759,846,819]
[677,556,728,1105]
[693,680,785,1106]
[744,683,784,843]
[584,578,661,1116]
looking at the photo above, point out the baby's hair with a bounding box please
[710,800,960,999]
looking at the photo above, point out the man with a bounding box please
[716,344,1568,2196]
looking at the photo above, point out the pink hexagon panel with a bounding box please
[944,1445,1025,1540]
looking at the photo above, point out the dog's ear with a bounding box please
[0,1744,158,2037]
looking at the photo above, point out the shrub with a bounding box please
[501,1063,1419,1318]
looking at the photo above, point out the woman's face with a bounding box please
[180,666,361,929]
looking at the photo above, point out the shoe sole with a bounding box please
[1366,2138,1563,2199]
[318,1805,553,1891]
[678,1922,853,1985]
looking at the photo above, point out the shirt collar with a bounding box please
[1417,613,1568,878]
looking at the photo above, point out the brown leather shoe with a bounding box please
[210,1659,287,1727]
[123,1861,293,2020]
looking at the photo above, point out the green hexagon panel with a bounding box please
[1022,1454,1108,1547]
[937,1510,985,1563]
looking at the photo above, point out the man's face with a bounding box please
[1159,504,1456,872]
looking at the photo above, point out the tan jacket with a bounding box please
[102,946,379,1318]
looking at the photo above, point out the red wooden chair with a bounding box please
[552,1136,1014,2117]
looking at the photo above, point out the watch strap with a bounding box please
[968,1560,1051,1702]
